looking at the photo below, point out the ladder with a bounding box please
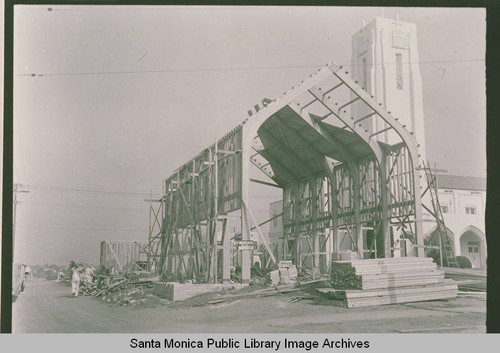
[421,162,458,268]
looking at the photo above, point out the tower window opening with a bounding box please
[362,57,367,89]
[465,206,477,215]
[396,53,403,90]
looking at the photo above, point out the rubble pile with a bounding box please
[101,287,162,307]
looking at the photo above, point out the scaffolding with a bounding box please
[146,62,425,283]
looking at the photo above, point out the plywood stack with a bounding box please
[321,257,457,308]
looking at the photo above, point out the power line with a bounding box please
[15,58,484,78]
[21,184,161,197]
[20,184,278,200]
[16,64,321,77]
[17,6,211,12]
[17,224,146,232]
[18,201,149,212]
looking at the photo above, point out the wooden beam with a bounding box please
[231,212,283,240]
[250,178,283,189]
[242,201,277,265]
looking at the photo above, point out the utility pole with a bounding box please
[13,183,29,254]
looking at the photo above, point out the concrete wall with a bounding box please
[152,282,248,301]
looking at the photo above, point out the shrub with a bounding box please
[455,256,472,269]
[425,248,440,265]
[45,270,58,280]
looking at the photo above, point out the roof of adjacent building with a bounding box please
[437,174,486,191]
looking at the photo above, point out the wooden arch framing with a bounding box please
[148,62,424,283]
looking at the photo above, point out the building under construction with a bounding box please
[146,58,426,284]
[143,17,483,285]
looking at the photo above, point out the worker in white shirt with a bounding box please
[70,262,81,297]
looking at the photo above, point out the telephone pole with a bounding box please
[13,183,29,254]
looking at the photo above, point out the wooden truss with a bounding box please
[147,62,424,283]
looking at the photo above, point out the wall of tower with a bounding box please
[351,17,426,161]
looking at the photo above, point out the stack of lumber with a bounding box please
[320,257,457,308]
[269,270,280,285]
[443,267,486,292]
[278,261,298,285]
[269,261,299,285]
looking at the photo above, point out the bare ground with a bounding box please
[12,279,486,333]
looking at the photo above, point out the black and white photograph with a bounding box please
[6,4,488,337]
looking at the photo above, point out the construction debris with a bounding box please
[101,288,162,307]
[320,257,458,308]
[66,262,160,304]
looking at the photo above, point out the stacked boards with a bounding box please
[443,267,486,292]
[319,257,457,308]
[269,261,298,285]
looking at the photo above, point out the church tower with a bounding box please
[351,16,426,162]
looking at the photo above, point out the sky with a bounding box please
[11,5,486,265]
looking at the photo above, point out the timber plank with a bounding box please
[361,269,444,281]
[346,289,457,308]
[338,283,458,299]
[361,277,445,290]
[351,264,437,274]
[332,263,437,275]
[333,257,433,265]
[332,272,445,290]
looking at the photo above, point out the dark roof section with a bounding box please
[437,174,486,191]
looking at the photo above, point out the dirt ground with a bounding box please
[12,278,486,333]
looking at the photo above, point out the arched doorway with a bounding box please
[459,227,486,269]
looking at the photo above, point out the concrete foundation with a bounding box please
[152,282,248,301]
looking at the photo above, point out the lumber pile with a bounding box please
[320,257,457,308]
[443,267,486,292]
[269,261,298,285]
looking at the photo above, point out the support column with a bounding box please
[294,185,302,268]
[413,165,425,257]
[379,155,391,258]
[221,218,231,283]
[159,197,168,277]
[240,128,252,283]
[330,167,339,257]
[241,207,251,283]
[213,142,219,283]
[311,179,320,278]
[352,165,364,259]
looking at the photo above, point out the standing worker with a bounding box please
[70,261,81,297]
